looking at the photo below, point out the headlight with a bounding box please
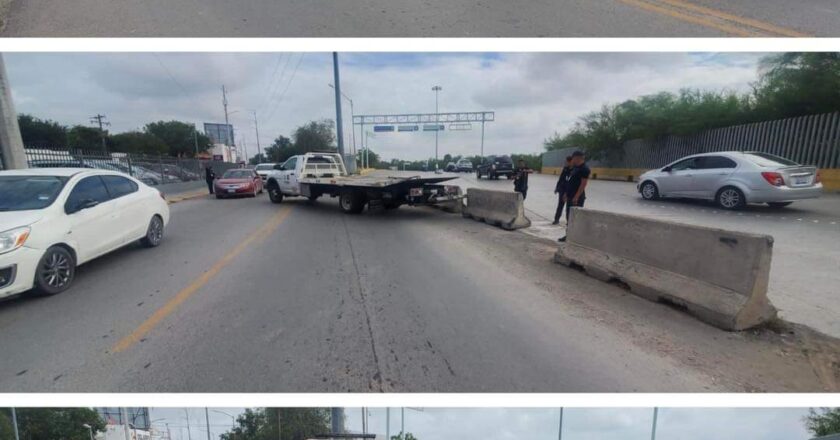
[0,226,30,255]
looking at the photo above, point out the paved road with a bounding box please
[451,171,840,339]
[0,183,836,392]
[1,0,835,36]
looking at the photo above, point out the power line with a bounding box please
[259,53,293,118]
[265,53,305,124]
[256,53,288,116]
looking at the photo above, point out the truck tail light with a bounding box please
[761,172,785,187]
[815,169,822,184]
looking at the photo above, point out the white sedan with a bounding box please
[0,168,170,298]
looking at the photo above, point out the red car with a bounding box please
[214,168,264,198]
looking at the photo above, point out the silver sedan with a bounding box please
[637,151,823,209]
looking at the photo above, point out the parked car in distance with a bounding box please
[476,155,514,179]
[637,151,823,210]
[456,159,474,172]
[0,168,170,298]
[444,162,457,172]
[214,168,263,199]
[254,163,277,181]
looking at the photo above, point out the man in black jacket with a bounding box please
[552,155,573,225]
[513,159,533,200]
[205,165,216,194]
[559,151,590,242]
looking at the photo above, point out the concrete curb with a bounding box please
[166,190,208,204]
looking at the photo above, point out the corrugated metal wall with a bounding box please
[544,111,840,170]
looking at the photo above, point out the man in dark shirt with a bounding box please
[205,165,216,194]
[553,155,573,225]
[559,151,590,242]
[513,159,532,200]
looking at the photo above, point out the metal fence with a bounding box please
[24,148,241,186]
[543,111,840,170]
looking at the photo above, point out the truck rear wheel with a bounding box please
[339,191,366,214]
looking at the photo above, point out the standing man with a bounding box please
[558,151,590,242]
[552,155,573,225]
[513,159,533,200]
[205,165,216,194]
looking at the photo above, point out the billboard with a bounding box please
[204,123,235,146]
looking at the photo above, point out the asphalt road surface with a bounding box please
[0,182,837,392]
[1,0,836,36]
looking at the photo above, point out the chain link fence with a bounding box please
[24,148,241,186]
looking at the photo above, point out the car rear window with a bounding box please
[223,170,254,179]
[255,164,274,171]
[0,176,69,211]
[744,152,799,167]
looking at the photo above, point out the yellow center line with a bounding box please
[111,206,293,354]
[616,0,811,37]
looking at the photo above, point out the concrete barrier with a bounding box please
[554,208,777,330]
[462,188,531,230]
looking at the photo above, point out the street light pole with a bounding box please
[650,408,659,440]
[558,408,563,440]
[432,85,442,170]
[184,409,193,440]
[332,53,346,160]
[11,408,19,440]
[252,110,262,163]
[204,408,212,440]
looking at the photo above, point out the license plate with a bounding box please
[410,188,423,197]
[227,189,235,193]
[794,177,809,185]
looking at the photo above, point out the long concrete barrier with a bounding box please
[554,208,777,330]
[462,188,531,230]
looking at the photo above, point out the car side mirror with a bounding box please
[662,166,672,172]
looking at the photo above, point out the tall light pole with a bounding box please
[385,408,390,440]
[121,408,131,440]
[431,85,442,170]
[558,408,564,440]
[650,408,659,440]
[0,55,25,170]
[251,110,262,162]
[329,83,356,159]
[10,408,19,440]
[332,53,346,160]
[204,408,212,440]
[222,85,234,150]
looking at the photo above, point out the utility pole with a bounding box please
[222,85,234,149]
[252,110,261,162]
[332,52,346,160]
[277,408,282,440]
[193,123,200,157]
[0,55,25,170]
[400,408,404,438]
[90,113,110,153]
[385,408,390,440]
[10,408,19,440]
[480,120,485,158]
[432,85,442,170]
[558,408,563,440]
[121,408,131,440]
[205,408,212,440]
[184,409,193,440]
[650,408,659,440]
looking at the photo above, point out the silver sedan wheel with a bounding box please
[641,183,657,200]
[719,188,741,209]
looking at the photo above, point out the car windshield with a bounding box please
[0,176,69,211]
[222,170,253,179]
[744,152,800,167]
[255,164,274,171]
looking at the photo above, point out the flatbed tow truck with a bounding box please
[264,152,462,213]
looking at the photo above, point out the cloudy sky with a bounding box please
[5,52,764,161]
[146,407,813,440]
